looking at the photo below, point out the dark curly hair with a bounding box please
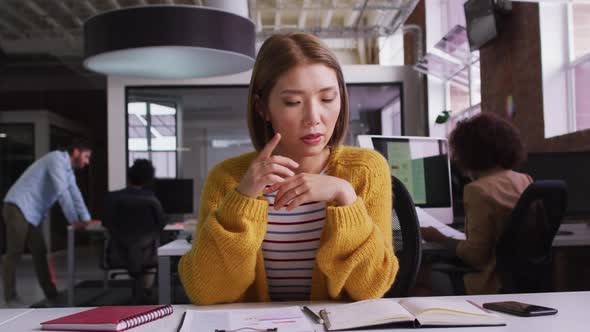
[128,159,155,186]
[449,113,526,173]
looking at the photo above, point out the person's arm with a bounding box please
[456,185,497,270]
[67,172,91,222]
[178,164,269,305]
[49,155,89,224]
[316,152,399,301]
[152,198,169,229]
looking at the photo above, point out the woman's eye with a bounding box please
[322,98,336,103]
[284,101,300,106]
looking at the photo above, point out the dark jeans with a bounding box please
[2,203,58,302]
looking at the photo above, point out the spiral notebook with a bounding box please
[41,305,173,331]
[319,298,505,330]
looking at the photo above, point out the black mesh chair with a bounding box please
[496,180,567,293]
[101,193,165,304]
[385,176,422,297]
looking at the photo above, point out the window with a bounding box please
[572,3,590,59]
[127,101,177,178]
[571,3,590,131]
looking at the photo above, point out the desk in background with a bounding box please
[158,239,191,304]
[423,222,590,253]
[66,221,194,307]
[156,223,590,305]
[1,291,589,331]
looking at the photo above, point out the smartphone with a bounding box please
[482,301,558,317]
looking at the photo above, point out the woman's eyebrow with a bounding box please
[279,86,337,95]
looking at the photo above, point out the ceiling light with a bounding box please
[83,5,255,79]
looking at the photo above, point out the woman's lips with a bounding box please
[301,134,323,145]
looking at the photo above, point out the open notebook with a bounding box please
[319,298,505,330]
[179,306,314,332]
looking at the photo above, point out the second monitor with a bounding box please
[358,135,454,224]
[153,178,194,215]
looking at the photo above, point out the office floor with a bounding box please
[0,245,104,308]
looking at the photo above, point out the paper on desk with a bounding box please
[416,207,466,240]
[180,307,315,332]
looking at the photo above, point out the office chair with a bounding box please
[496,180,567,293]
[385,176,422,298]
[102,193,165,304]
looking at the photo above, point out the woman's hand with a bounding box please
[236,133,299,198]
[267,173,357,210]
[420,227,448,243]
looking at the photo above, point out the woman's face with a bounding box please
[263,63,341,159]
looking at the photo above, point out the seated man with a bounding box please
[103,159,168,302]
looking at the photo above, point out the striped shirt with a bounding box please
[263,186,326,301]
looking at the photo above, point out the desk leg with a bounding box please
[67,227,75,306]
[158,256,171,304]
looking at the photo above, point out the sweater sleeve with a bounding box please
[316,152,398,300]
[178,165,269,305]
[456,185,498,270]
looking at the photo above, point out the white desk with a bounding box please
[423,222,590,252]
[66,221,190,307]
[1,292,589,331]
[0,308,33,327]
[157,239,192,304]
[553,223,590,247]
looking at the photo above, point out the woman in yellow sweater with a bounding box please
[179,33,399,305]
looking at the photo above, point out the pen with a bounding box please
[176,312,186,332]
[301,306,324,324]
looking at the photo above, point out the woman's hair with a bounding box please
[246,33,349,151]
[449,112,526,172]
[128,159,155,186]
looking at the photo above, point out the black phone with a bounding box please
[482,301,558,317]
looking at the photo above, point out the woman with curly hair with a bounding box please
[422,112,532,295]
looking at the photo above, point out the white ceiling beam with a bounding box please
[256,10,263,33]
[321,9,334,29]
[274,0,282,31]
[383,9,400,28]
[81,1,97,16]
[345,10,360,27]
[298,0,310,29]
[55,1,83,27]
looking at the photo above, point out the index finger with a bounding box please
[258,133,281,160]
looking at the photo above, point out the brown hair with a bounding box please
[247,33,349,151]
[449,112,526,172]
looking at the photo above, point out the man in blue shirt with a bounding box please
[2,140,99,306]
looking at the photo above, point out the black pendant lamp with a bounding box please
[83,5,256,79]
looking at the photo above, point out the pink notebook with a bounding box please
[41,305,173,331]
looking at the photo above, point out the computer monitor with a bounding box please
[153,179,194,214]
[358,135,454,224]
[517,152,590,218]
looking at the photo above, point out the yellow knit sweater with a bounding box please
[178,145,398,305]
